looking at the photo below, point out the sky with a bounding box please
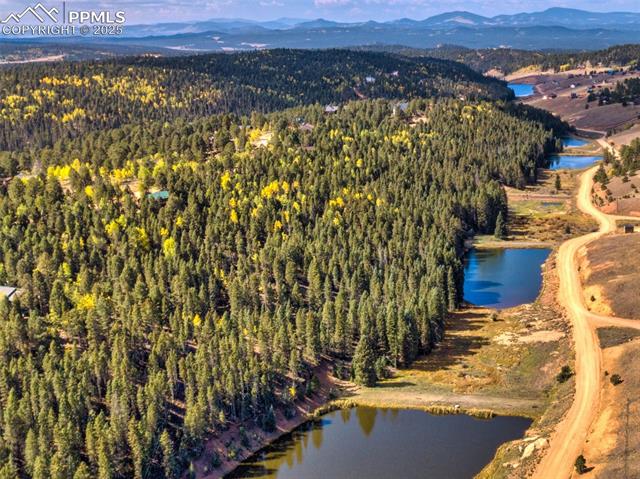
[3,0,640,24]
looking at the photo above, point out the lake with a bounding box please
[548,154,602,170]
[229,407,532,479]
[561,137,589,149]
[464,248,550,309]
[508,83,534,97]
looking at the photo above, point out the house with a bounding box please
[365,76,376,83]
[623,224,636,234]
[0,286,21,302]
[324,105,339,114]
[148,190,169,200]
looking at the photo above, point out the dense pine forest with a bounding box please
[361,44,640,76]
[0,49,511,152]
[0,49,563,479]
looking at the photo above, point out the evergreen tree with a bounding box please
[353,330,377,387]
[159,430,177,479]
[494,211,507,239]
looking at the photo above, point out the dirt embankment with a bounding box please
[581,335,640,478]
[196,362,346,478]
[592,170,640,218]
[580,234,640,321]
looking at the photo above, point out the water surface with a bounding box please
[561,137,589,149]
[230,407,531,479]
[464,248,550,309]
[548,154,602,170]
[508,83,534,97]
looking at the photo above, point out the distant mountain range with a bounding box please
[121,8,640,37]
[5,8,640,55]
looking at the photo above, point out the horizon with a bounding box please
[129,6,640,26]
[4,1,640,26]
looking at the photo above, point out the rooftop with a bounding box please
[148,190,169,200]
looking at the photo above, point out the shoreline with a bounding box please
[468,238,555,250]
[197,361,346,479]
[209,380,534,479]
[218,298,565,479]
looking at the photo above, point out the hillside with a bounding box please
[0,49,510,151]
[0,89,564,478]
[360,44,640,78]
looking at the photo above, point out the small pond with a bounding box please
[229,407,532,479]
[508,83,534,97]
[561,137,589,149]
[463,248,551,309]
[548,154,602,170]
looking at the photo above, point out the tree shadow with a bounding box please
[410,308,492,372]
[227,420,325,478]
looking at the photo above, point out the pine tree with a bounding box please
[262,405,276,432]
[353,330,377,386]
[307,259,322,309]
[494,211,507,239]
[304,312,320,363]
[159,430,177,479]
[594,164,608,185]
[73,462,92,479]
[446,267,457,311]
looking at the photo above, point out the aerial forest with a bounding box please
[0,49,561,478]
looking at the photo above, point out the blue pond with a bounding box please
[561,137,589,149]
[548,155,602,170]
[464,248,551,309]
[508,83,534,97]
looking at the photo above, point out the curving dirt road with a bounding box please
[533,165,638,479]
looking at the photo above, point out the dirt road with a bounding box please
[533,166,638,478]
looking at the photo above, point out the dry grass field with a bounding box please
[593,171,640,217]
[502,168,598,244]
[581,337,640,478]
[516,70,640,134]
[608,123,640,147]
[581,234,640,320]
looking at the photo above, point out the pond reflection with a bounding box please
[463,248,550,309]
[229,407,531,479]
